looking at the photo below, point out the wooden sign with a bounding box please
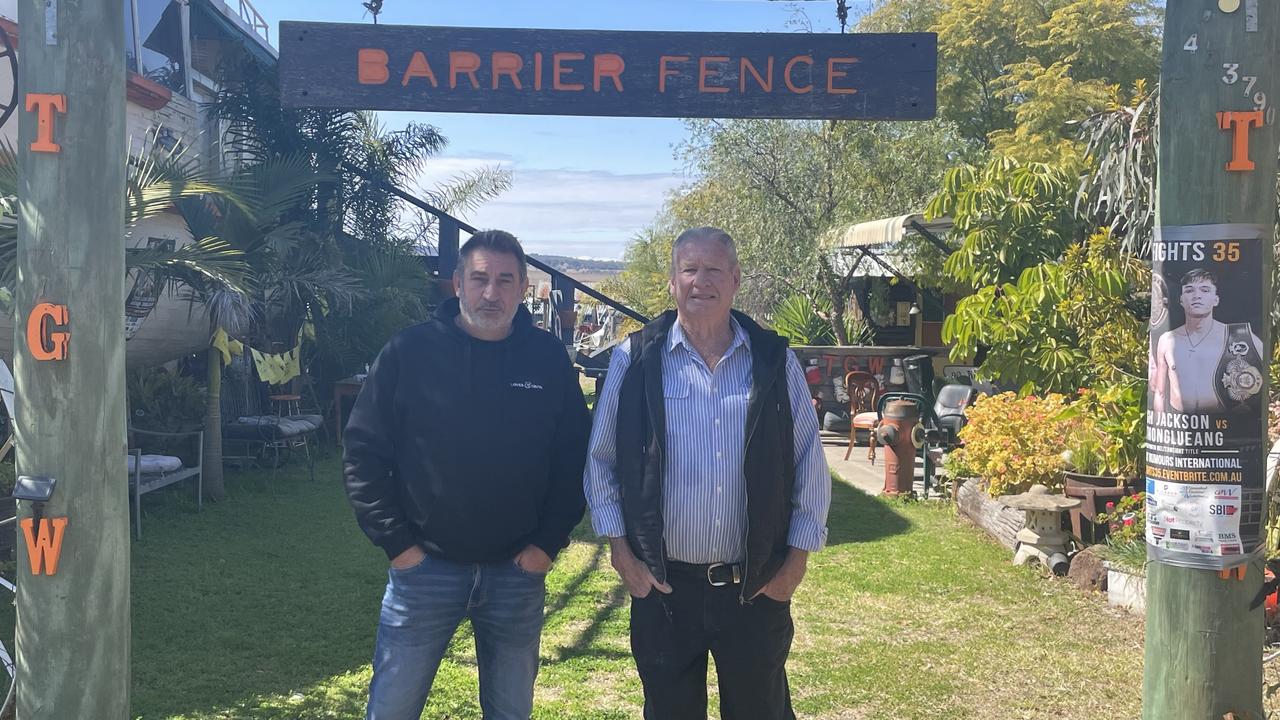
[279,22,937,120]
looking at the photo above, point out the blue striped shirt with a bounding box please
[584,318,830,563]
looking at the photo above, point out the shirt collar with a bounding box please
[668,316,750,356]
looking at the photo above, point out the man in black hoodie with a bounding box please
[343,230,590,720]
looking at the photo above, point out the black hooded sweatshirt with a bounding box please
[342,297,589,563]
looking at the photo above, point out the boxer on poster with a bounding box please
[1152,268,1264,414]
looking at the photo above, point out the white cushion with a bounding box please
[127,454,183,475]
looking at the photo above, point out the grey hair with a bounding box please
[670,226,739,269]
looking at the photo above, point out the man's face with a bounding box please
[454,248,525,336]
[1179,278,1219,319]
[669,238,741,322]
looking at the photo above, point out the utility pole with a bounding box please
[15,0,129,716]
[1144,2,1278,719]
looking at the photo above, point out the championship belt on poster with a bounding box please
[1216,323,1264,409]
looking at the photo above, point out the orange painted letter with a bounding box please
[740,57,773,93]
[699,56,730,93]
[553,52,585,91]
[401,51,439,87]
[827,57,859,95]
[492,52,524,90]
[27,303,69,361]
[450,51,482,89]
[1218,110,1264,171]
[25,93,66,153]
[784,56,814,94]
[21,517,67,576]
[659,55,689,93]
[357,49,390,85]
[593,53,625,92]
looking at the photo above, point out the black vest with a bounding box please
[614,310,796,600]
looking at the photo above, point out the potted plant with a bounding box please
[940,447,979,501]
[1059,384,1144,543]
[1095,492,1147,612]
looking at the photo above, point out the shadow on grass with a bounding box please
[825,472,914,546]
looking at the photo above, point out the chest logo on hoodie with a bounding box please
[511,380,544,391]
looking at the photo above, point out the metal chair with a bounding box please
[844,371,881,463]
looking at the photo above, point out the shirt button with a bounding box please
[716,520,721,526]
[715,418,720,425]
[717,486,722,493]
[715,451,722,458]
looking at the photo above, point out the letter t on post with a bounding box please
[26,93,66,154]
[1217,110,1265,171]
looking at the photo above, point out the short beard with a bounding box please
[458,295,514,334]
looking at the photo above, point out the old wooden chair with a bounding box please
[844,371,882,463]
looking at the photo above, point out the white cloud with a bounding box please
[413,157,685,259]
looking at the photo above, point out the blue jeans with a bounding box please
[366,553,547,720]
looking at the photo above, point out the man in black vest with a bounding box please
[584,226,831,719]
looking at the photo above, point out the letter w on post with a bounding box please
[21,517,67,576]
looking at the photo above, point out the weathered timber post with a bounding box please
[14,0,130,716]
[1143,3,1278,718]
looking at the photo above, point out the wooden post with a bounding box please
[551,272,576,346]
[15,0,129,716]
[438,217,459,297]
[1143,3,1278,718]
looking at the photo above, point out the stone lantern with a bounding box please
[998,484,1082,575]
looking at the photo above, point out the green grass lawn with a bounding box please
[119,455,1145,719]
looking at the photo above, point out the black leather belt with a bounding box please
[667,560,743,587]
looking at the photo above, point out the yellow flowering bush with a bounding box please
[957,392,1079,497]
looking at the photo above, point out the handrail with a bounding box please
[339,161,650,324]
[235,0,270,44]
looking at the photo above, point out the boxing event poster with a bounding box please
[1146,224,1268,569]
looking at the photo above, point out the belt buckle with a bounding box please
[705,562,740,587]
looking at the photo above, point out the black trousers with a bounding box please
[629,567,796,720]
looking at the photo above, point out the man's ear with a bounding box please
[453,273,462,297]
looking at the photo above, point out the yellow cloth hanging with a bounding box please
[251,345,300,385]
[249,327,306,385]
[211,328,244,367]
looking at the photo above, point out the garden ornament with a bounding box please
[999,484,1081,575]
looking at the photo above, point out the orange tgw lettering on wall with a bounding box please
[553,52,585,91]
[659,55,689,93]
[827,57,859,95]
[784,56,814,94]
[27,302,69,361]
[1217,110,1265,171]
[401,51,439,87]
[492,52,524,90]
[699,56,730,93]
[25,93,66,153]
[21,517,67,576]
[593,54,625,92]
[450,51,482,89]
[357,48,389,85]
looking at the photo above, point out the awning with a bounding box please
[824,213,953,249]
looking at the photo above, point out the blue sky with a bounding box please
[260,0,844,258]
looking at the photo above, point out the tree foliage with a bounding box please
[926,155,1086,289]
[859,0,1161,159]
[942,228,1148,395]
[611,117,965,343]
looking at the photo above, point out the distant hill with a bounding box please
[530,255,625,274]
